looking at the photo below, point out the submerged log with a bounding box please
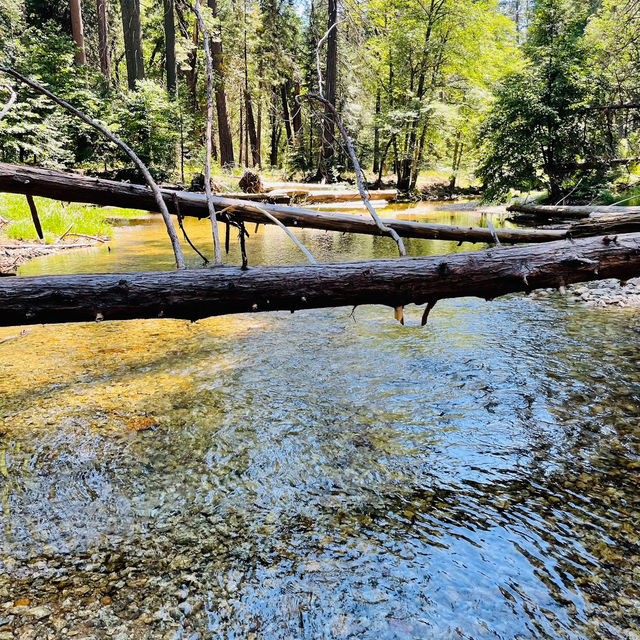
[508,203,640,218]
[0,163,565,244]
[1,233,639,327]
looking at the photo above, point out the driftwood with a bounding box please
[0,164,567,244]
[1,233,639,327]
[508,202,640,218]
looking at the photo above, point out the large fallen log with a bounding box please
[1,234,639,327]
[569,213,640,237]
[0,163,565,244]
[508,202,640,218]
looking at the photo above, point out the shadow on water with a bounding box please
[1,203,639,639]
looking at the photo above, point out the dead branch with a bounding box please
[235,203,316,264]
[0,66,186,270]
[302,92,408,259]
[191,1,223,265]
[0,83,16,120]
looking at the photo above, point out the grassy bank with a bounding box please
[0,193,145,242]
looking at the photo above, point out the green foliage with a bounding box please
[108,80,179,180]
[478,0,606,202]
[0,193,140,241]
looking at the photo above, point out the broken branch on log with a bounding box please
[0,164,568,244]
[1,233,639,327]
[0,67,186,270]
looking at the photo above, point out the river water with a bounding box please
[1,204,639,639]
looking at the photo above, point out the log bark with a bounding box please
[1,234,640,327]
[0,163,567,244]
[569,214,640,237]
[507,203,640,218]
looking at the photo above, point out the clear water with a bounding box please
[1,204,639,639]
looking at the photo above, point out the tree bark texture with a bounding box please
[208,0,234,166]
[70,0,87,65]
[96,0,111,80]
[120,0,145,90]
[163,0,177,95]
[2,233,640,327]
[321,0,338,168]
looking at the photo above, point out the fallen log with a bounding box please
[1,233,639,327]
[268,188,398,203]
[217,192,291,204]
[569,213,640,237]
[508,203,640,218]
[0,163,565,244]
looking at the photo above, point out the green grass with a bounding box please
[598,183,640,207]
[0,193,146,242]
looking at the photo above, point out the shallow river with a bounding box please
[1,203,639,639]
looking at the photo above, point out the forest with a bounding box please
[0,0,638,203]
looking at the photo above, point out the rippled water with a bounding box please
[1,204,640,639]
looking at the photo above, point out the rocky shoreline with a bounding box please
[528,277,640,309]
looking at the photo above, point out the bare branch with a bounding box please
[300,93,407,257]
[0,67,186,269]
[249,204,317,264]
[192,0,223,265]
[0,83,16,120]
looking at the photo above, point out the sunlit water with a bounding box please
[1,203,639,639]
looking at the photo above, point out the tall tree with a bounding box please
[208,0,234,166]
[96,0,111,80]
[479,0,602,202]
[163,0,177,96]
[69,0,86,65]
[120,0,145,90]
[321,0,338,173]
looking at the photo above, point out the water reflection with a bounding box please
[1,206,639,639]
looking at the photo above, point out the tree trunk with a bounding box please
[321,0,338,171]
[373,86,381,174]
[208,0,234,166]
[245,91,260,166]
[0,163,569,244]
[270,88,280,166]
[185,17,198,106]
[70,0,87,65]
[281,83,293,145]
[96,0,110,80]
[2,234,640,327]
[163,0,177,96]
[292,81,302,137]
[120,0,145,90]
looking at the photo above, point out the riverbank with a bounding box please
[0,237,108,275]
